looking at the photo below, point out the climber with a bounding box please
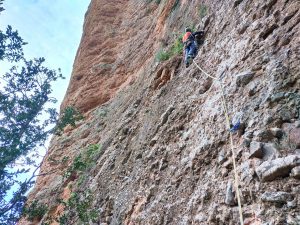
[182,27,205,67]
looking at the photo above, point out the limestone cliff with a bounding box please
[21,0,300,224]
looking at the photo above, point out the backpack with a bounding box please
[182,32,195,48]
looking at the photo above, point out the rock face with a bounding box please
[21,0,300,224]
[256,155,300,182]
[60,0,162,112]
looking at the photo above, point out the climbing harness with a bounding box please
[192,60,244,225]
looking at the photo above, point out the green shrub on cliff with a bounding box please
[56,144,101,224]
[22,201,48,222]
[58,189,98,224]
[156,34,184,62]
[156,48,172,61]
[55,106,84,135]
[170,36,184,55]
[64,144,101,179]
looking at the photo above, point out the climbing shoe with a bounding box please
[186,55,192,67]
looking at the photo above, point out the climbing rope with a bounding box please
[192,60,244,225]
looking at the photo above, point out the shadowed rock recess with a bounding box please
[21,0,300,224]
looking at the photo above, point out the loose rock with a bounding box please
[235,70,255,87]
[255,155,300,182]
[249,141,263,158]
[225,181,236,206]
[254,129,274,142]
[290,166,300,179]
[269,127,283,138]
[287,199,297,209]
[160,105,175,125]
[261,191,293,203]
[262,143,279,161]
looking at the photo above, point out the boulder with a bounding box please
[235,70,255,87]
[290,166,300,179]
[262,143,279,161]
[270,92,286,103]
[287,199,297,209]
[255,155,300,182]
[269,127,283,138]
[261,191,293,203]
[240,161,254,182]
[254,129,274,142]
[249,141,263,158]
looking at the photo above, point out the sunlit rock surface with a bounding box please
[20,0,300,224]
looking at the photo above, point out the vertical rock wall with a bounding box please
[22,0,300,224]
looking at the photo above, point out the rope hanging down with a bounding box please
[192,60,244,225]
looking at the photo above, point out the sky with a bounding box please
[0,0,90,108]
[0,0,90,203]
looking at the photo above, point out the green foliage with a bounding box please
[85,144,101,161]
[0,57,63,168]
[156,48,172,61]
[170,37,184,55]
[198,4,208,19]
[0,25,26,61]
[156,34,184,62]
[64,144,101,179]
[55,106,84,135]
[0,1,70,223]
[22,200,48,221]
[58,145,101,224]
[0,0,4,13]
[57,214,68,225]
[76,174,87,186]
[0,39,63,225]
[58,190,98,224]
[68,191,96,222]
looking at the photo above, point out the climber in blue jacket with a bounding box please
[182,27,205,67]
